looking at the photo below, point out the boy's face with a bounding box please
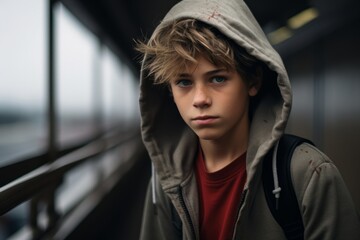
[169,55,259,141]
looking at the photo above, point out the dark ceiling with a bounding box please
[61,0,360,71]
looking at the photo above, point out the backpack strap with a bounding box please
[262,134,313,240]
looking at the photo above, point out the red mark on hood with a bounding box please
[208,9,221,20]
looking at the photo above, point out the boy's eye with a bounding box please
[211,76,226,83]
[176,79,192,87]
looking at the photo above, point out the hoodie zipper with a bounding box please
[178,186,197,240]
[231,189,248,240]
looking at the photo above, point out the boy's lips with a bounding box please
[192,115,217,120]
[191,115,219,125]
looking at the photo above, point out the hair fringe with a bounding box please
[135,19,261,84]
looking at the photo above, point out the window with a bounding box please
[101,47,139,130]
[56,4,97,148]
[0,0,47,164]
[0,1,141,239]
[0,0,46,237]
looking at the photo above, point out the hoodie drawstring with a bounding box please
[272,140,281,210]
[151,163,158,214]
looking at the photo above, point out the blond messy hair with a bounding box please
[136,18,261,84]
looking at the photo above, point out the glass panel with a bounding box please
[56,160,99,214]
[54,1,140,221]
[54,3,100,216]
[101,47,140,130]
[0,202,29,239]
[120,64,140,127]
[55,4,97,148]
[102,47,122,129]
[0,0,47,164]
[0,0,46,236]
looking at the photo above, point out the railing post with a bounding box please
[29,0,60,237]
[46,0,60,231]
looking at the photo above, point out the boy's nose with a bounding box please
[193,85,211,108]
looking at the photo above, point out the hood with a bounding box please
[139,0,292,191]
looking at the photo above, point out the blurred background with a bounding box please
[0,0,359,239]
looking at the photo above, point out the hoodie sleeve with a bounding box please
[291,144,360,240]
[140,178,182,240]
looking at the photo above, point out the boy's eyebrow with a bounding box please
[204,68,228,76]
[177,68,228,78]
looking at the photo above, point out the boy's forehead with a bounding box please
[175,56,233,77]
[178,61,198,74]
[176,54,217,72]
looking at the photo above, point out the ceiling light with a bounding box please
[267,26,293,45]
[287,7,319,29]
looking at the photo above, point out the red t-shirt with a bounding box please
[195,150,247,240]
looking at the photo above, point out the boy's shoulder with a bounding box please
[291,141,334,200]
[291,142,332,178]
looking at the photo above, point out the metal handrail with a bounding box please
[0,130,140,216]
[0,137,98,187]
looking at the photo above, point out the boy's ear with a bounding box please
[248,67,263,96]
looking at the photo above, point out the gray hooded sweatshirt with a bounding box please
[139,0,360,239]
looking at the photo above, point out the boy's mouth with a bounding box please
[191,115,219,125]
[192,115,217,120]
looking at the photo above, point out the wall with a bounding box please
[285,19,360,212]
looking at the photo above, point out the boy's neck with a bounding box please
[199,132,248,173]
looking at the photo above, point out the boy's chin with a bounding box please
[195,131,223,141]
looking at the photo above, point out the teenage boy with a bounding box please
[136,0,360,239]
